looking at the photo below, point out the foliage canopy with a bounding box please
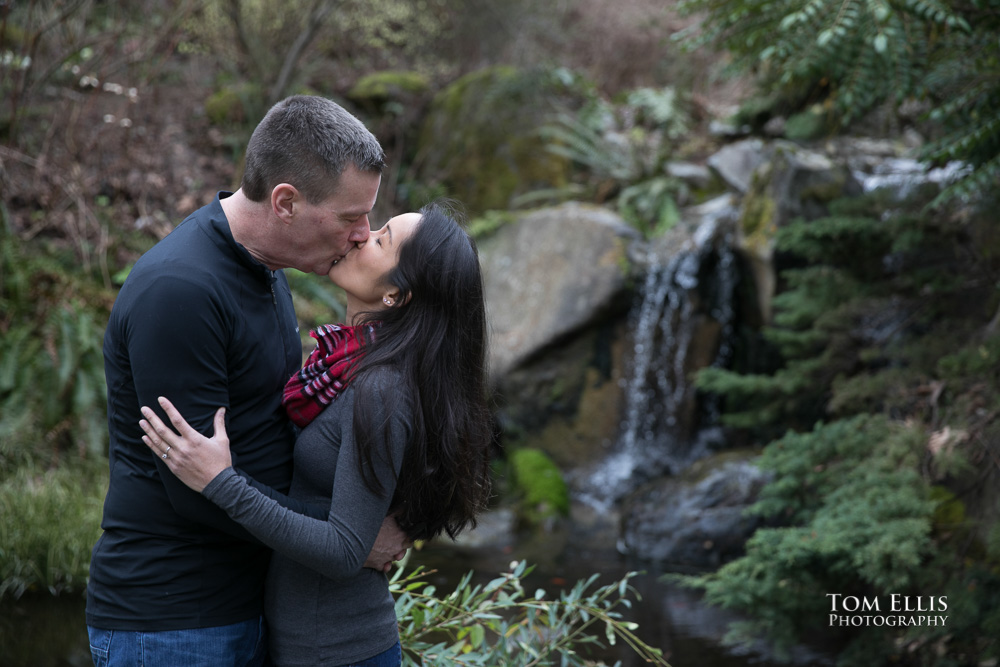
[678,0,1000,204]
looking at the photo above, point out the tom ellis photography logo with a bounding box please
[827,594,948,627]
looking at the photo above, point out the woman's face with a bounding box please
[327,212,421,316]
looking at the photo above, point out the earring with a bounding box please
[383,297,392,306]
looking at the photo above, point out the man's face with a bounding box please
[292,164,381,276]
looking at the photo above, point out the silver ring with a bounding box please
[165,446,171,454]
[161,453,168,459]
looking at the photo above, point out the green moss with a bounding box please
[930,486,967,530]
[509,448,570,525]
[348,70,429,102]
[784,106,830,141]
[739,180,778,255]
[0,22,27,49]
[204,84,261,126]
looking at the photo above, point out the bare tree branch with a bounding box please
[224,0,264,80]
[267,0,337,104]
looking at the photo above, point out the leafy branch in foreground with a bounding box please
[391,559,669,666]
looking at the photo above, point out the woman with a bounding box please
[138,202,493,667]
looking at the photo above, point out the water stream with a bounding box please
[577,197,740,510]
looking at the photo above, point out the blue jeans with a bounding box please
[340,641,401,667]
[87,617,266,667]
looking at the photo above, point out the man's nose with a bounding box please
[349,218,371,243]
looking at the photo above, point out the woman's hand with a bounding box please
[139,396,232,493]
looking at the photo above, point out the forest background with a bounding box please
[2,0,1000,665]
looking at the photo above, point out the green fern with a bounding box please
[0,212,111,465]
[693,0,966,116]
[538,88,690,237]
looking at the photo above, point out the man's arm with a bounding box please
[126,274,280,539]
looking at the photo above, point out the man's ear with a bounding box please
[271,184,298,223]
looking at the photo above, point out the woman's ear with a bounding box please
[382,288,408,307]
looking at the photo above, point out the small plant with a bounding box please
[392,559,669,666]
[539,88,690,238]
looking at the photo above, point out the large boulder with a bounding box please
[480,202,639,379]
[478,203,639,468]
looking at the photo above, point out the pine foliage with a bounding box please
[685,187,1000,663]
[681,416,933,657]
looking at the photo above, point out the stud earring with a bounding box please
[383,297,392,306]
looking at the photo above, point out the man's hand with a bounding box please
[365,516,412,573]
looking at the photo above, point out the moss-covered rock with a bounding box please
[508,448,570,527]
[347,70,429,115]
[784,105,833,142]
[414,66,593,216]
[498,325,627,472]
[739,174,778,258]
[204,83,263,126]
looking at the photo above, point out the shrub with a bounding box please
[393,559,669,666]
[0,460,107,599]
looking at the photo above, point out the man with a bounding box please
[87,95,407,666]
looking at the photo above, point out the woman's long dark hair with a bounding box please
[350,201,493,540]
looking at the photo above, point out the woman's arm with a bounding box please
[140,387,411,578]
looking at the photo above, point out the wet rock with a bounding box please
[666,161,713,191]
[706,138,768,193]
[620,452,771,567]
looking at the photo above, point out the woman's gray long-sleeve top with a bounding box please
[203,368,410,666]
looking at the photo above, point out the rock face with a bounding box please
[477,203,639,469]
[725,139,862,323]
[479,202,639,380]
[620,452,771,567]
[470,134,913,565]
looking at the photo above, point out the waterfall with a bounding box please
[577,196,740,509]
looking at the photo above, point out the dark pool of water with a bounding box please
[409,527,835,667]
[0,592,91,667]
[0,510,835,667]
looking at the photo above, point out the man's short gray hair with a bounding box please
[242,95,385,204]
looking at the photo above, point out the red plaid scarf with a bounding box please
[282,323,376,427]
